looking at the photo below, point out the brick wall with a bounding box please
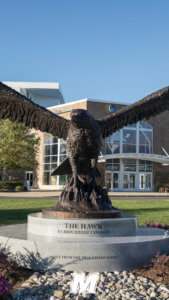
[34,130,44,188]
[87,101,124,120]
[147,111,169,189]
[50,101,87,120]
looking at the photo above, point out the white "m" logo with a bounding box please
[70,273,99,294]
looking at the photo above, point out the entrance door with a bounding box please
[105,172,112,191]
[112,173,119,189]
[123,173,136,190]
[139,173,152,190]
[105,172,119,191]
[26,171,34,189]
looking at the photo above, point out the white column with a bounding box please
[136,159,139,191]
[119,158,123,190]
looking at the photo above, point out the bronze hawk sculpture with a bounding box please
[0,82,169,212]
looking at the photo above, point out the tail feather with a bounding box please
[51,156,101,177]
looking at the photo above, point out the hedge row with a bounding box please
[0,181,25,191]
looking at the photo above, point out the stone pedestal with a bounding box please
[27,213,137,241]
[0,212,168,271]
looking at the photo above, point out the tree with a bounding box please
[0,120,40,180]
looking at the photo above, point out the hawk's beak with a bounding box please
[71,115,78,122]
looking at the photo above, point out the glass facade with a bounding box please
[106,131,120,154]
[106,159,120,171]
[43,121,153,190]
[43,133,68,186]
[105,121,153,191]
[123,159,136,172]
[105,159,152,191]
[123,129,136,153]
[105,121,153,155]
[139,160,153,172]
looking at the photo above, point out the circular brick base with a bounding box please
[42,209,121,219]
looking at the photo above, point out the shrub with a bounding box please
[155,171,169,191]
[15,185,23,192]
[144,220,169,230]
[0,274,12,296]
[0,244,17,293]
[0,181,24,191]
[152,253,169,276]
[0,244,33,293]
[0,245,17,274]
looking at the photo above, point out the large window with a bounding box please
[139,160,152,172]
[105,121,153,191]
[123,129,136,153]
[106,159,120,171]
[139,122,153,154]
[105,121,153,155]
[43,134,67,185]
[123,159,136,172]
[105,158,153,191]
[105,131,120,154]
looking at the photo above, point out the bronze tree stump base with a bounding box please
[42,208,121,219]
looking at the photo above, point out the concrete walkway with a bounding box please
[0,189,169,198]
[0,190,60,198]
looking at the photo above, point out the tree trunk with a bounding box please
[1,168,8,181]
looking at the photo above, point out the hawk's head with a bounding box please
[70,109,94,125]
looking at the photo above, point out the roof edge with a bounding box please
[48,98,130,109]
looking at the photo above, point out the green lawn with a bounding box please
[113,199,169,225]
[0,198,168,226]
[0,198,58,225]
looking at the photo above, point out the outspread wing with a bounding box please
[98,86,169,138]
[0,82,70,140]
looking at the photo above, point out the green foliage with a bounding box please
[0,181,24,191]
[0,120,40,172]
[15,185,24,192]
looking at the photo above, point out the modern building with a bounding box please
[3,82,169,192]
[3,81,64,107]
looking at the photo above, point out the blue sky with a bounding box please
[1,0,169,103]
